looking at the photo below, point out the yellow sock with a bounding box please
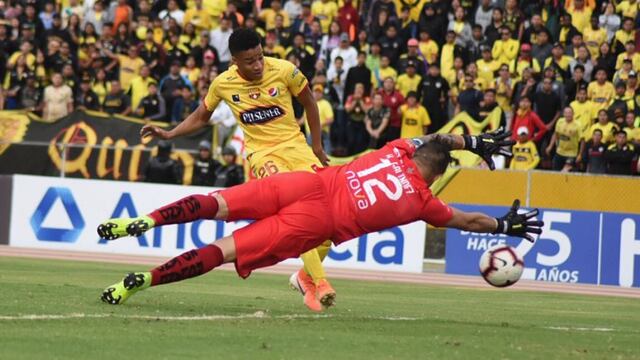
[316,240,332,261]
[300,248,326,284]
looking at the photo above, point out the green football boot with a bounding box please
[97,216,155,240]
[101,272,152,305]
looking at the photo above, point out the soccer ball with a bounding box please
[478,245,524,287]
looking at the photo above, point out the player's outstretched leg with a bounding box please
[97,194,220,241]
[101,239,231,305]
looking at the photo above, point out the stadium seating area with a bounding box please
[1,0,639,174]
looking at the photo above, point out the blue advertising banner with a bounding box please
[446,204,640,288]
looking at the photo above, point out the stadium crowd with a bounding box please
[1,0,639,176]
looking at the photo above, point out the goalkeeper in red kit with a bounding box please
[98,129,543,308]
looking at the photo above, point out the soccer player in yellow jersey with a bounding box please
[140,29,334,312]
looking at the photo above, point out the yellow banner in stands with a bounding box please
[0,111,31,156]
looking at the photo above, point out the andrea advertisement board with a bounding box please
[446,204,640,288]
[9,175,425,273]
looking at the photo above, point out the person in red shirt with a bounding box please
[98,130,542,308]
[377,77,405,142]
[511,96,548,143]
[337,0,359,40]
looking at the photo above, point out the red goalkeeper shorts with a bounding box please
[219,171,334,278]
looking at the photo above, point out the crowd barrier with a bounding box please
[446,203,640,288]
[439,169,639,288]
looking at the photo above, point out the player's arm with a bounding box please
[140,102,213,140]
[446,200,543,242]
[296,85,330,166]
[415,128,515,170]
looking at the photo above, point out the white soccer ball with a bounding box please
[479,244,524,287]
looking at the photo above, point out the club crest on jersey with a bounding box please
[248,89,260,100]
[268,87,279,97]
[239,106,285,124]
[232,94,240,103]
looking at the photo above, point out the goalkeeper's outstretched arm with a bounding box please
[445,200,544,243]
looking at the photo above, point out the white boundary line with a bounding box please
[0,312,424,322]
[544,326,615,332]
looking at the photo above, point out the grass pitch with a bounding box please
[1,257,639,360]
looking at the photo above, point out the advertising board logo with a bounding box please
[30,187,85,243]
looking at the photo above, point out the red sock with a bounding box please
[150,244,224,286]
[147,194,219,226]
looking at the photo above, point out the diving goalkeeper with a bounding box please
[98,130,543,307]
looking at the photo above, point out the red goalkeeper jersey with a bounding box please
[319,139,454,244]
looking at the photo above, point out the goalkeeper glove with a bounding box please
[494,200,544,242]
[462,127,515,170]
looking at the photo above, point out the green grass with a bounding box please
[1,257,639,360]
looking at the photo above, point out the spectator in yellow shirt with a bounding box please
[568,0,593,32]
[183,0,212,32]
[616,0,639,20]
[311,0,338,33]
[583,16,607,60]
[396,61,422,97]
[510,126,540,170]
[399,91,431,138]
[259,0,290,31]
[615,41,640,71]
[546,107,583,171]
[587,68,616,110]
[510,43,541,81]
[476,46,499,85]
[128,65,156,110]
[8,42,36,71]
[614,59,634,84]
[103,44,146,93]
[582,109,618,143]
[613,18,636,53]
[440,30,457,77]
[624,112,640,146]
[492,26,519,66]
[377,55,398,86]
[570,88,597,134]
[543,43,573,81]
[307,84,334,153]
[418,30,439,65]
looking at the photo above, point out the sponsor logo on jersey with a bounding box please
[239,106,285,124]
[268,87,279,97]
[248,89,260,100]
[232,94,240,103]
[291,68,299,78]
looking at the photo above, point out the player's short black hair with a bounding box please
[228,29,262,56]
[414,141,452,176]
